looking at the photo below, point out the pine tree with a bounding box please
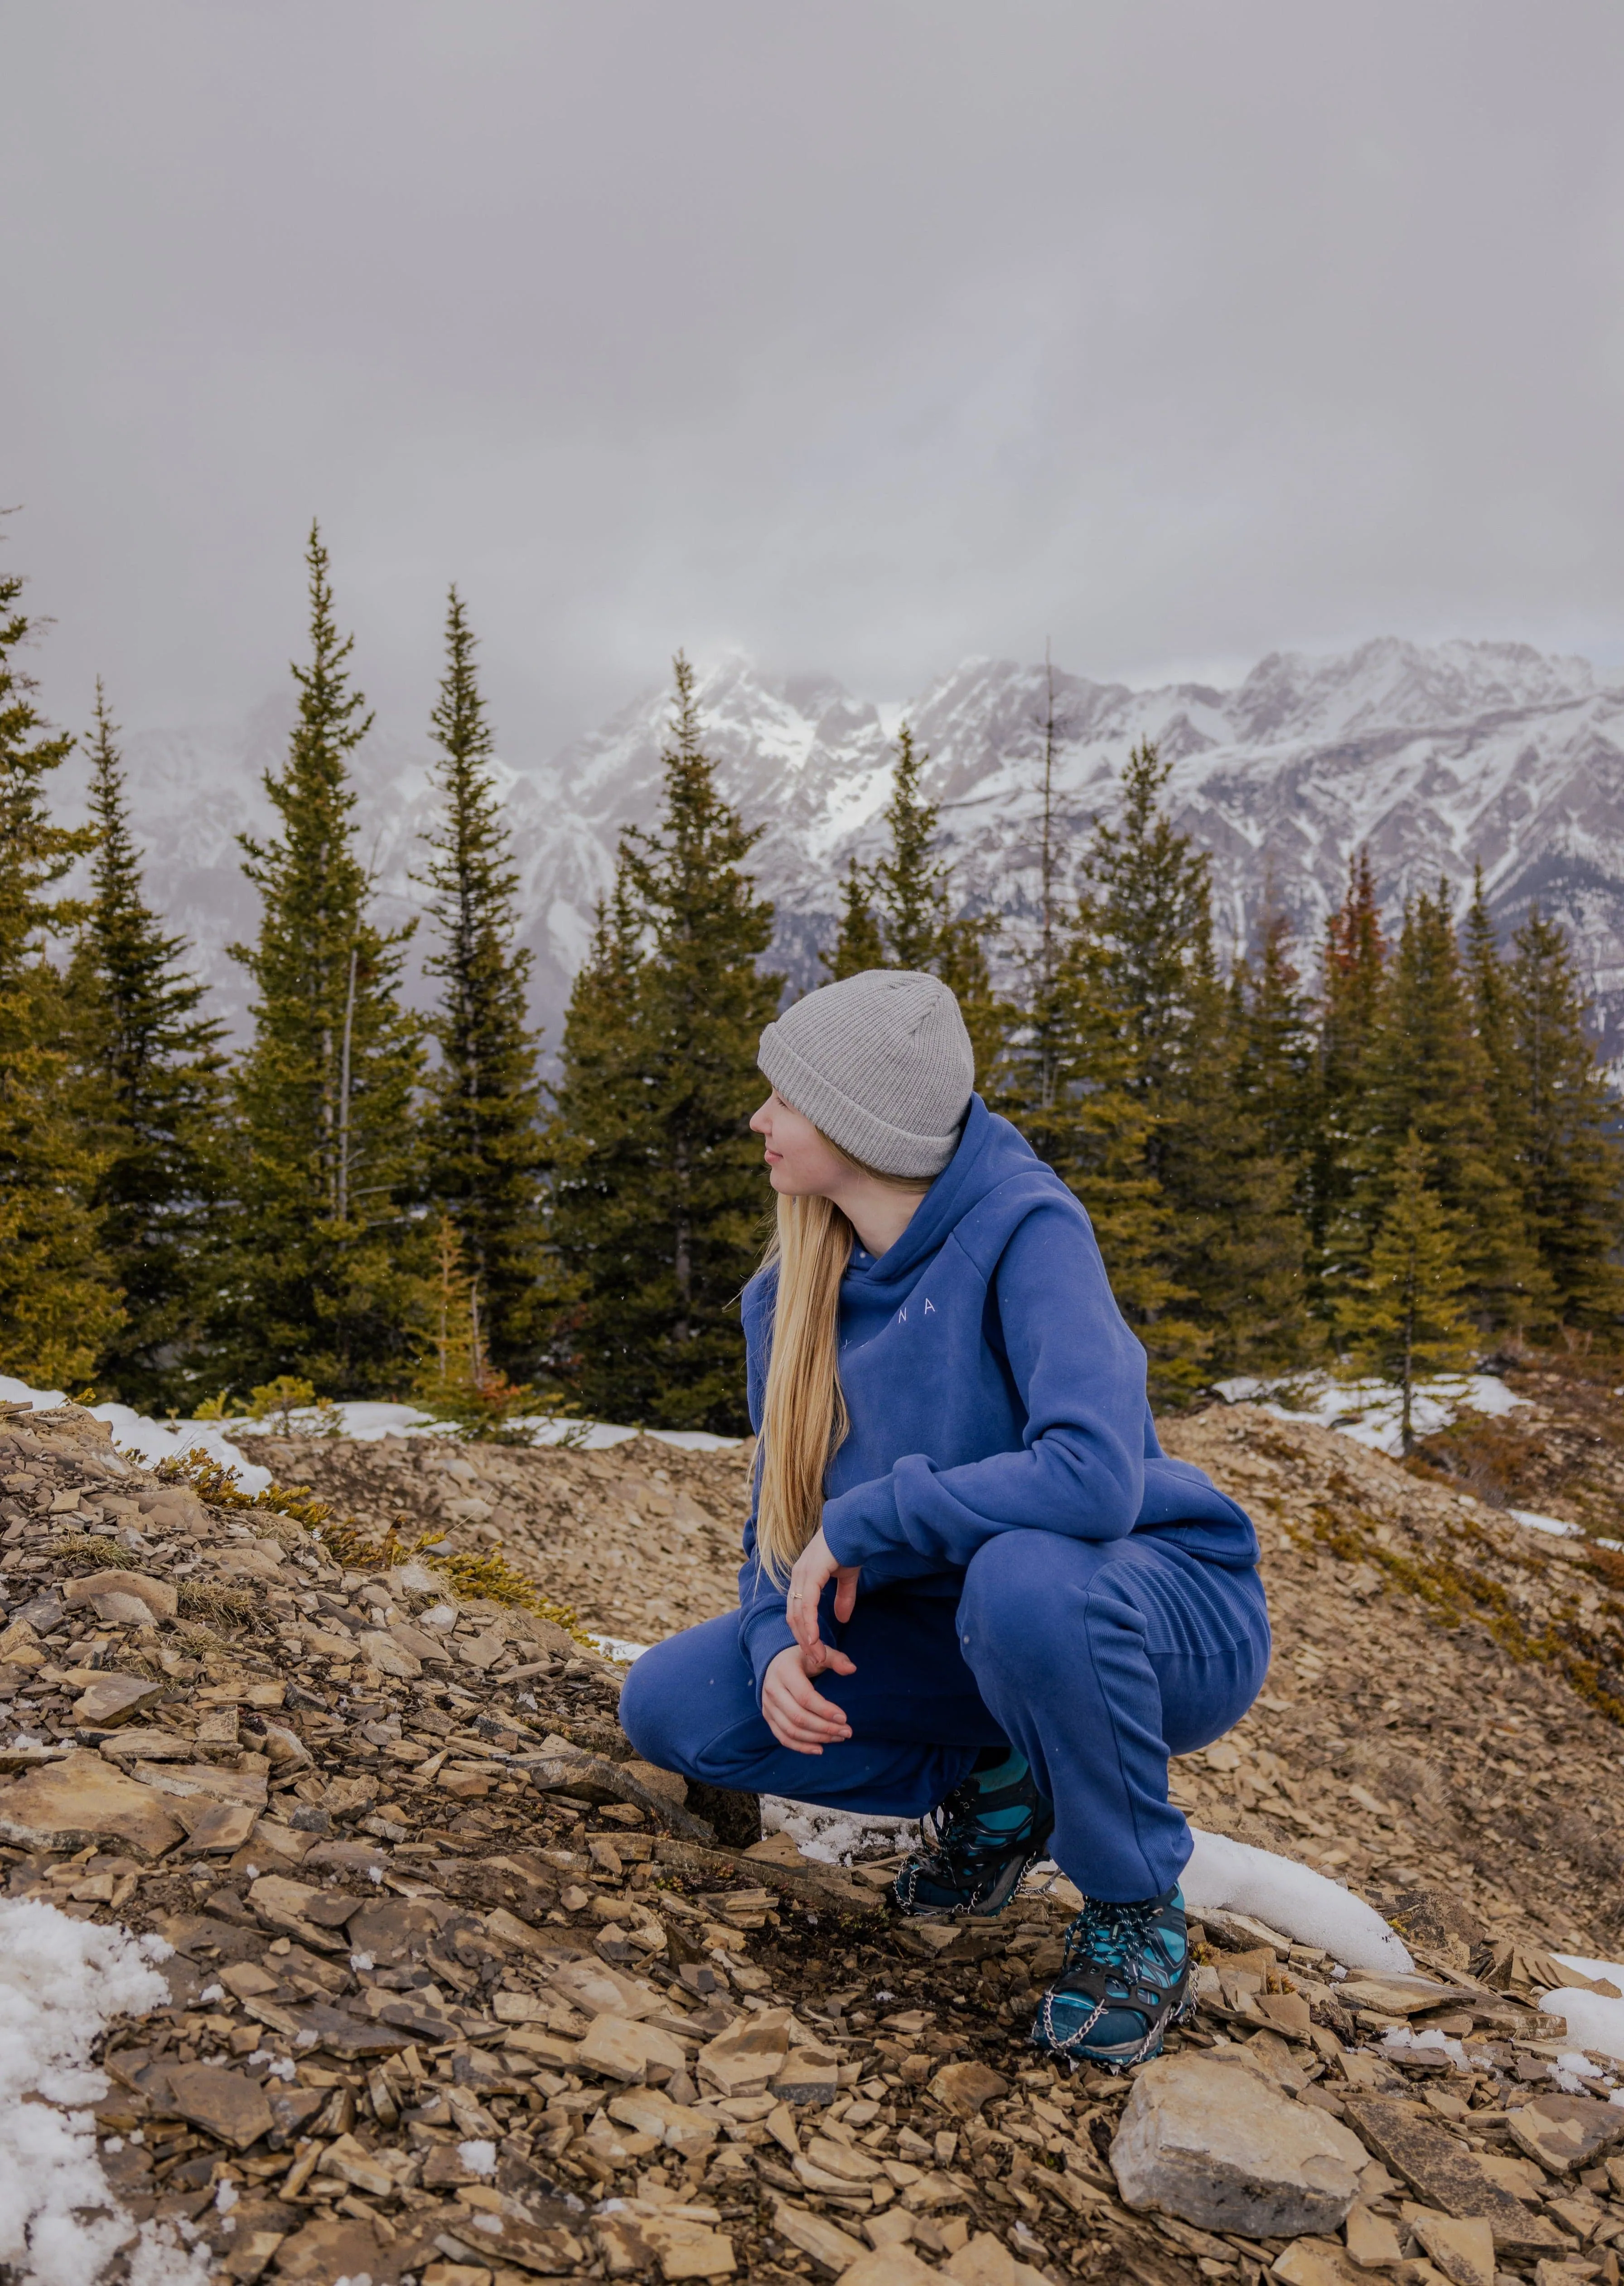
[1235,912,1319,1180]
[828,722,1006,1082]
[934,908,1006,1089]
[998,916,1207,1402]
[1080,741,1309,1380]
[546,656,781,1431]
[1506,906,1624,1328]
[1337,882,1546,1330]
[0,562,123,1385]
[1310,852,1387,1285]
[1159,967,1311,1378]
[417,588,545,1375]
[224,523,424,1395]
[68,684,226,1407]
[822,856,885,980]
[1334,1131,1474,1452]
[869,723,947,971]
[1462,867,1520,1149]
[1082,740,1213,1120]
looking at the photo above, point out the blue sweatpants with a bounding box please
[620,1529,1271,1903]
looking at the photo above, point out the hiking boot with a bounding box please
[1030,1884,1190,2069]
[894,1746,1054,1919]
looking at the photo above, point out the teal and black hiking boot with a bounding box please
[894,1746,1054,1920]
[1030,1884,1190,2069]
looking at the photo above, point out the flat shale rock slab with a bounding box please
[0,1746,184,1856]
[1507,2087,1624,2173]
[164,2062,274,2150]
[1341,2097,1568,2257]
[1110,2050,1367,2237]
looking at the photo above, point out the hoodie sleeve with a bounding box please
[819,1199,1148,1571]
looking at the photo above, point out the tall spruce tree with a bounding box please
[998,917,1206,1400]
[0,563,123,1385]
[69,684,226,1406]
[869,723,947,971]
[546,656,781,1431]
[417,589,545,1374]
[1507,905,1624,1328]
[823,856,885,980]
[1462,867,1522,1164]
[1234,911,1320,1188]
[826,722,1005,1079]
[1334,1130,1474,1453]
[1334,882,1546,1331]
[1081,741,1309,1381]
[225,523,424,1395]
[1310,851,1388,1285]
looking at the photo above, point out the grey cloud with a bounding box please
[5,0,1624,762]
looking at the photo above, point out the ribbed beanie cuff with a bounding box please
[758,968,974,1177]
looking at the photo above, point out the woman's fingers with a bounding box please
[762,1646,851,1753]
[786,1527,840,1651]
[781,1670,850,1735]
[832,1565,861,1624]
[801,1641,856,1679]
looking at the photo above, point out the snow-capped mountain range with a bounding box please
[55,636,1624,1058]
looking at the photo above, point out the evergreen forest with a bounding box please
[3,532,1622,1439]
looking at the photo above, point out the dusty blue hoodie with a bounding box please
[736,1094,1257,1697]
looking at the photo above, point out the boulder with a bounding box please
[1110,2049,1367,2237]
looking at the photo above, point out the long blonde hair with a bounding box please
[753,1138,931,1583]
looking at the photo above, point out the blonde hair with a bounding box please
[753,1133,931,1583]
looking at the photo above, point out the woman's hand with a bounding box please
[762,1642,854,1754]
[786,1526,861,1654]
[760,1529,862,1752]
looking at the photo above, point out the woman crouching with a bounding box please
[622,969,1270,2068]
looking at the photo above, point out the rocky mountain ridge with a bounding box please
[60,634,1624,1054]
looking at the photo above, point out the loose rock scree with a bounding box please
[2,1396,1624,2283]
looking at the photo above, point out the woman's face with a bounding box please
[750,1090,851,1197]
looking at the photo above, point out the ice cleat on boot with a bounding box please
[1029,1884,1190,2069]
[893,1746,1054,1919]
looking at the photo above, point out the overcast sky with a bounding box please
[6,0,1624,764]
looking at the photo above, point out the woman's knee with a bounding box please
[617,1636,703,1775]
[960,1530,1107,1667]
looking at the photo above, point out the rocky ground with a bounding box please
[243,1430,753,1648]
[2,1392,1624,2286]
[1404,1346,1624,1543]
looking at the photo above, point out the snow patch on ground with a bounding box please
[0,1377,740,1482]
[761,1796,920,1865]
[527,1421,743,1453]
[1508,1506,1582,1538]
[1540,1955,1624,2066]
[1182,1828,1415,1973]
[0,1896,208,2285]
[1214,1370,1529,1458]
[588,1634,653,1666]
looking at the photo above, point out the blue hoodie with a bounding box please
[736,1094,1258,1698]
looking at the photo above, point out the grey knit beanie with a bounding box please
[758,969,974,1177]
